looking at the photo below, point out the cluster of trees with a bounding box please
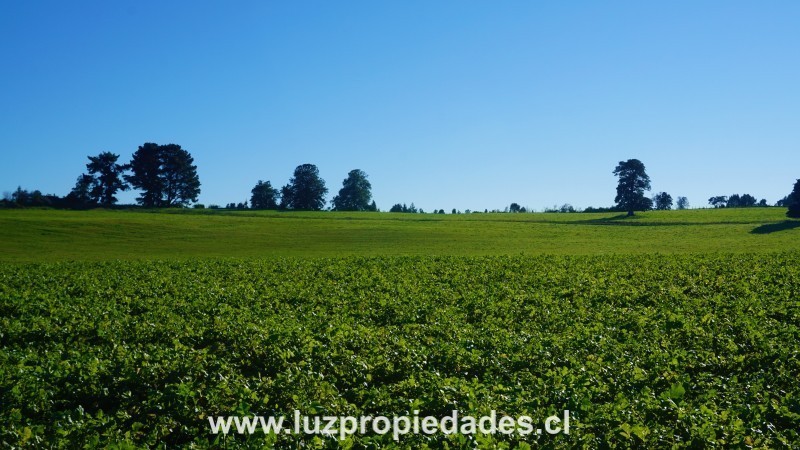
[1,187,65,208]
[68,144,201,208]
[544,204,577,213]
[389,203,421,213]
[609,159,793,215]
[1,143,201,209]
[248,166,377,211]
[707,194,769,208]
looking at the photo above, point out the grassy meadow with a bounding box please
[1,207,799,261]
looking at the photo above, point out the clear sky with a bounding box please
[1,1,798,211]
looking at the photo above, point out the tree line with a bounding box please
[245,165,377,211]
[2,143,201,209]
[3,150,800,218]
[607,159,799,217]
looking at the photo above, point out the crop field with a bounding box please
[1,209,799,448]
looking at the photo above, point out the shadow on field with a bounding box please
[572,214,678,226]
[750,220,800,234]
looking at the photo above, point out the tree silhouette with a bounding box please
[738,194,757,207]
[331,169,373,211]
[250,180,279,209]
[708,196,727,208]
[280,164,328,210]
[653,192,673,210]
[86,152,129,207]
[66,174,96,208]
[787,180,800,218]
[126,143,200,207]
[613,159,651,216]
[676,196,689,210]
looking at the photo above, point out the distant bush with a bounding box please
[544,203,579,213]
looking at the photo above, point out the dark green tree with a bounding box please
[653,192,673,210]
[613,159,651,216]
[66,174,96,207]
[126,143,161,207]
[739,194,757,207]
[331,169,373,211]
[676,196,689,210]
[559,203,576,213]
[86,152,129,207]
[250,180,280,209]
[11,186,29,206]
[509,202,521,213]
[126,143,200,207]
[280,164,327,210]
[279,185,292,210]
[159,144,201,206]
[787,179,800,218]
[708,196,727,208]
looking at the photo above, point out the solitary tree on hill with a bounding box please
[280,164,328,210]
[613,159,651,216]
[331,169,373,211]
[86,152,129,207]
[676,196,689,210]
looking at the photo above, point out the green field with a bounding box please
[1,208,799,448]
[1,207,799,261]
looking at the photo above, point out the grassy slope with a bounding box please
[1,207,799,262]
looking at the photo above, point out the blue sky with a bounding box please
[1,1,798,211]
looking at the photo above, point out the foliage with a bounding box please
[727,194,757,208]
[3,187,62,208]
[708,196,728,208]
[390,203,418,213]
[86,152,129,207]
[0,254,798,448]
[280,164,328,211]
[787,179,800,218]
[613,159,651,216]
[653,192,673,210]
[676,196,689,210]
[67,175,97,208]
[250,180,280,210]
[126,143,201,207]
[545,204,578,213]
[331,169,374,211]
[710,194,762,209]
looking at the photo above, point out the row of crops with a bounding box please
[1,254,799,448]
